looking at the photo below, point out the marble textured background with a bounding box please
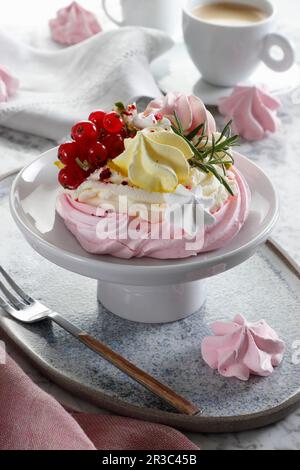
[0,0,300,450]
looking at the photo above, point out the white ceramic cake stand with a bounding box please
[10,148,278,323]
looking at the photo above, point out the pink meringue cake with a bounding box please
[55,93,251,259]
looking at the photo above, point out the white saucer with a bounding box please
[10,148,278,323]
[193,63,300,106]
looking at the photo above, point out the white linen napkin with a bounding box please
[0,27,172,142]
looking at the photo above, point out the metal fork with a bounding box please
[0,266,200,416]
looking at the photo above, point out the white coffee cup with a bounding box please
[183,0,295,87]
[102,0,183,37]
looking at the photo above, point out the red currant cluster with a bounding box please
[57,110,126,189]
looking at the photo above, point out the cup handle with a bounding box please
[102,0,124,26]
[261,33,295,72]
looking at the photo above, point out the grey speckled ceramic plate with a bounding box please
[1,175,300,433]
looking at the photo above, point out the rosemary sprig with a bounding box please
[171,121,206,162]
[186,122,205,141]
[195,134,208,148]
[173,111,184,134]
[201,135,239,160]
[172,112,239,196]
[190,158,233,195]
[216,119,233,144]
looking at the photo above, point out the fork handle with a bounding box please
[49,312,200,416]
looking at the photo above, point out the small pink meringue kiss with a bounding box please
[0,66,19,102]
[49,1,102,45]
[145,91,216,137]
[201,314,285,381]
[218,85,281,141]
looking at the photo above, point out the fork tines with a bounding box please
[0,265,33,310]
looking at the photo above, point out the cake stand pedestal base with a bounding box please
[97,279,207,323]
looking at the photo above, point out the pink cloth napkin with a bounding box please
[0,345,198,450]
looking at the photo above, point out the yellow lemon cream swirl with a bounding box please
[109,127,194,193]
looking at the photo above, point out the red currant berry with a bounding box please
[103,112,124,134]
[87,142,108,169]
[71,121,98,143]
[58,165,85,190]
[98,128,109,141]
[88,110,106,130]
[58,168,70,188]
[102,133,125,159]
[99,168,112,181]
[120,127,128,139]
[58,142,78,165]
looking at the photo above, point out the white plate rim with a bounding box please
[10,148,279,279]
